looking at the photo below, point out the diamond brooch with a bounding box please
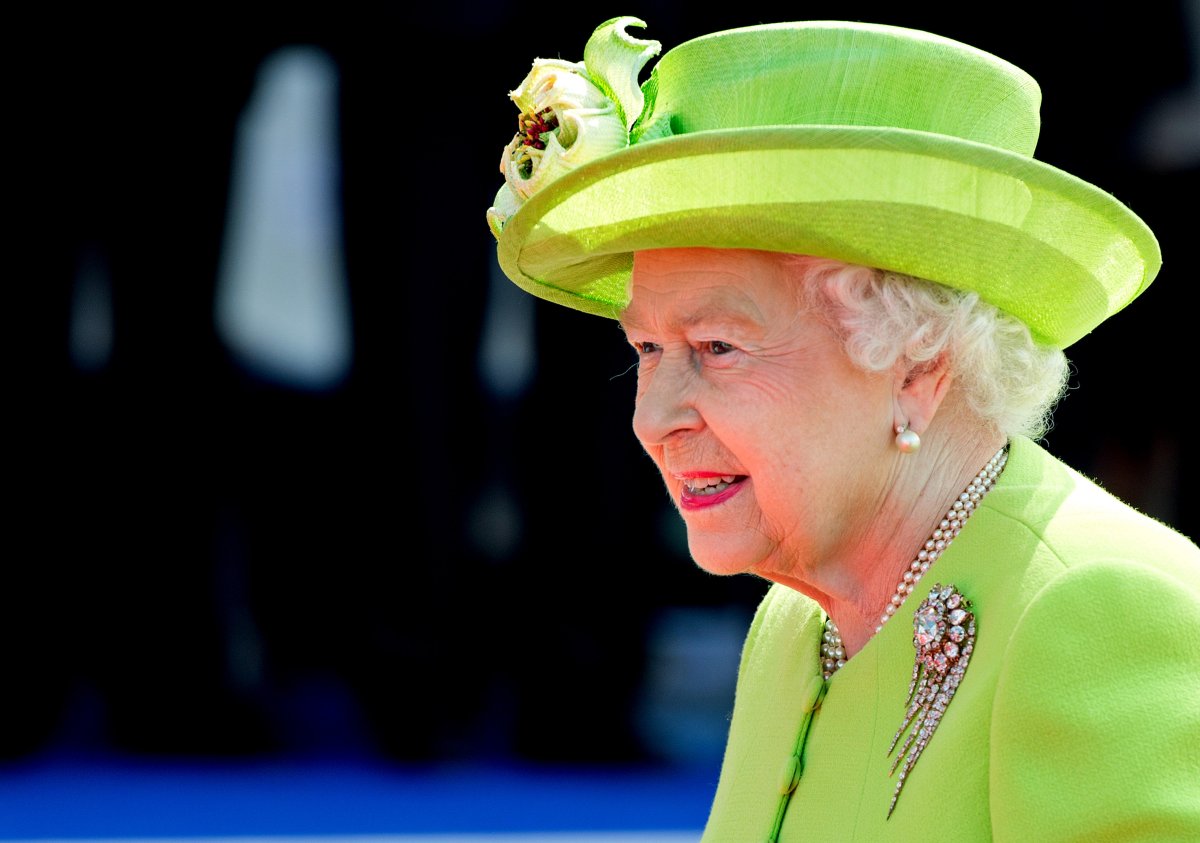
[885,583,976,818]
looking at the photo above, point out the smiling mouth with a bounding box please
[683,475,746,495]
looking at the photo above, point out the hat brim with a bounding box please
[496,125,1160,348]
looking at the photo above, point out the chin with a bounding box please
[685,532,767,577]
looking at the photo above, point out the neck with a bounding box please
[769,422,1007,659]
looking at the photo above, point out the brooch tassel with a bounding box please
[885,583,976,818]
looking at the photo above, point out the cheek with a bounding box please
[714,375,809,442]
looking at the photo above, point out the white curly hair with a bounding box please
[784,255,1070,440]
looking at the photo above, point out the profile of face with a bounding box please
[620,248,900,583]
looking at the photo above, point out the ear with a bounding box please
[892,353,953,435]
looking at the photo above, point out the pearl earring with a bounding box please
[895,423,921,453]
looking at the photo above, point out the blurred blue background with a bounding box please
[7,1,1197,839]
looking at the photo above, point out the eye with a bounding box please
[634,341,660,355]
[706,340,735,355]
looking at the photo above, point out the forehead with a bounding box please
[621,248,799,330]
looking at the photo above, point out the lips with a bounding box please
[676,473,747,509]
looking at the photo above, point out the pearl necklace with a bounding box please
[821,445,1008,680]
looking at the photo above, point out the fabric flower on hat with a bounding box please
[487,16,661,239]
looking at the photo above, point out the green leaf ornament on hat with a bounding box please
[487,16,1162,349]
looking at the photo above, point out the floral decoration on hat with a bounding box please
[487,16,662,239]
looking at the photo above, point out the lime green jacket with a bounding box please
[702,436,1200,842]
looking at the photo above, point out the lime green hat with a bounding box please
[487,17,1161,349]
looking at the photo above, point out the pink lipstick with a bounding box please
[677,473,747,510]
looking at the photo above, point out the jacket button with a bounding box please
[778,753,802,794]
[800,675,825,712]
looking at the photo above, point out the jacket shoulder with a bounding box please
[984,436,1200,589]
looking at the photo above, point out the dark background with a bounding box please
[10,1,1197,768]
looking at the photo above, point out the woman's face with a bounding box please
[621,248,895,581]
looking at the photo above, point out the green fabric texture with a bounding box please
[492,20,1161,349]
[701,436,1200,841]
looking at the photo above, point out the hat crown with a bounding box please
[645,21,1042,156]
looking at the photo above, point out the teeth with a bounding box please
[685,475,740,494]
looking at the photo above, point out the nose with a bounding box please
[631,352,702,447]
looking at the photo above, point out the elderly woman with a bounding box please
[487,17,1200,841]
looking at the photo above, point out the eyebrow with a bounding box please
[620,301,765,334]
